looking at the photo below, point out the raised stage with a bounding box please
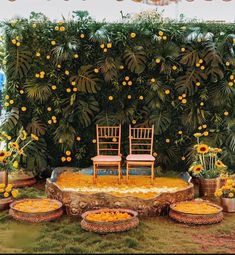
[46,169,194,217]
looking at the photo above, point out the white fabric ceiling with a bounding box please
[0,0,234,22]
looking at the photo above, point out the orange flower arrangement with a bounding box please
[86,211,132,222]
[13,199,60,213]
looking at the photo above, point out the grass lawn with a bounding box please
[0,182,235,254]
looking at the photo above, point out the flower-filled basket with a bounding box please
[0,183,18,211]
[215,179,235,212]
[188,134,227,198]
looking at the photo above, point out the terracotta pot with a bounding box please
[0,196,13,211]
[221,198,235,213]
[0,171,8,186]
[199,178,220,198]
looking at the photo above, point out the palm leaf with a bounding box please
[1,107,20,131]
[26,117,47,136]
[123,46,147,74]
[70,65,101,93]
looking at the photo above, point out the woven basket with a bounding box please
[81,208,139,234]
[9,198,63,223]
[169,200,223,225]
[199,178,220,198]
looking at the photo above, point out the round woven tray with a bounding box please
[9,198,63,223]
[169,200,223,225]
[81,208,139,234]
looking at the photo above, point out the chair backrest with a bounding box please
[96,125,121,156]
[129,125,154,155]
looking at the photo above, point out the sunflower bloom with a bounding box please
[9,142,19,151]
[215,160,225,168]
[197,144,209,154]
[192,164,204,174]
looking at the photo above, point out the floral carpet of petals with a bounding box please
[86,211,132,222]
[56,171,189,199]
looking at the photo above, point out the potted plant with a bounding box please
[188,133,227,198]
[0,183,18,211]
[215,179,235,212]
[0,127,39,186]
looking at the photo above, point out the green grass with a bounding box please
[0,185,235,254]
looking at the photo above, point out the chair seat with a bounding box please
[126,154,155,161]
[92,155,122,162]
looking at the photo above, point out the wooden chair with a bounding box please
[91,125,122,183]
[126,125,155,183]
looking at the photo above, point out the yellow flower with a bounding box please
[228,193,234,198]
[74,54,79,59]
[181,47,186,52]
[194,133,202,138]
[5,95,10,100]
[51,40,56,45]
[139,95,144,100]
[67,157,72,162]
[150,78,156,83]
[178,131,183,135]
[172,65,177,70]
[61,156,66,162]
[130,32,136,38]
[215,160,225,168]
[122,81,126,86]
[192,164,204,174]
[225,61,230,66]
[228,82,233,87]
[0,184,5,189]
[9,142,19,150]
[47,107,52,112]
[65,70,70,75]
[71,81,76,86]
[51,85,57,90]
[65,150,71,156]
[80,34,85,39]
[92,139,97,144]
[20,130,27,140]
[203,131,209,136]
[35,52,41,57]
[132,120,136,124]
[226,179,234,186]
[48,120,52,125]
[155,58,161,64]
[0,189,4,193]
[108,96,113,101]
[107,43,112,48]
[11,189,19,198]
[178,96,183,100]
[162,36,167,40]
[76,136,81,141]
[197,144,209,154]
[158,31,164,36]
[127,95,132,100]
[4,102,9,107]
[196,82,201,87]
[103,48,108,53]
[11,39,17,44]
[94,68,99,73]
[13,161,19,169]
[224,111,229,116]
[21,106,27,112]
[31,134,39,141]
[66,88,71,93]
[165,139,170,143]
[100,44,105,49]
[57,64,61,68]
[4,192,9,198]
[59,26,65,31]
[229,75,234,80]
[215,189,223,197]
[181,99,187,104]
[73,88,78,92]
[165,90,170,95]
[128,81,132,86]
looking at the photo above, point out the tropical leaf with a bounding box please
[1,107,20,131]
[98,57,118,83]
[70,65,101,93]
[175,69,207,96]
[6,48,32,80]
[25,79,52,102]
[53,121,76,150]
[179,46,199,66]
[64,96,99,128]
[26,117,47,136]
[123,46,147,74]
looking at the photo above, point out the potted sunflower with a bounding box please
[0,183,18,211]
[215,179,235,212]
[0,127,39,186]
[188,133,227,198]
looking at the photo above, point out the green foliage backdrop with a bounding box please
[1,12,235,173]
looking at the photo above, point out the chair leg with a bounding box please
[118,163,121,184]
[151,163,154,184]
[93,163,97,184]
[126,162,129,181]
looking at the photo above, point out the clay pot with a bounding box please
[221,198,235,213]
[199,177,220,198]
[0,196,13,211]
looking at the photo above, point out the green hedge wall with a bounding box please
[1,13,235,173]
